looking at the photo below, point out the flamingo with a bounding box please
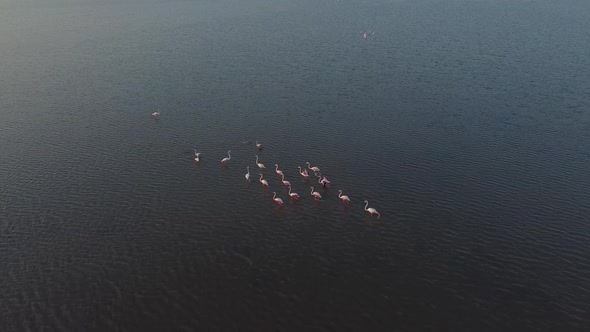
[317,174,331,188]
[193,149,201,163]
[256,141,263,150]
[362,31,375,40]
[310,187,322,200]
[274,164,284,177]
[272,192,284,206]
[151,109,160,117]
[259,174,269,188]
[306,162,320,174]
[245,166,250,182]
[288,186,300,200]
[338,190,351,203]
[221,150,231,164]
[297,166,310,179]
[363,200,380,217]
[255,155,266,170]
[281,174,291,187]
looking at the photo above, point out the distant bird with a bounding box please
[151,109,160,117]
[221,150,231,164]
[288,186,300,200]
[245,166,250,182]
[298,166,310,179]
[306,162,320,174]
[255,155,266,170]
[256,141,263,150]
[275,164,284,177]
[363,200,380,217]
[338,190,351,203]
[272,192,284,206]
[281,174,291,187]
[259,174,269,188]
[362,31,375,40]
[310,186,322,200]
[317,174,331,188]
[193,149,201,163]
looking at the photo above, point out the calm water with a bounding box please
[1,0,590,330]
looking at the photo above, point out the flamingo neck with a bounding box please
[364,201,369,210]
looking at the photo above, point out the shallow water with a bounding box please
[1,0,590,330]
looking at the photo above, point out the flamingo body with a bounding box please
[364,200,380,217]
[310,187,322,200]
[338,190,351,203]
[221,150,231,164]
[255,155,266,170]
[318,175,331,188]
[272,192,284,206]
[259,174,269,188]
[275,164,284,177]
[297,166,310,179]
[306,162,320,174]
[288,186,300,200]
[281,174,291,187]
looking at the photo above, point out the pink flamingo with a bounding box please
[281,174,291,187]
[364,200,380,217]
[256,140,263,150]
[317,174,331,188]
[306,162,320,174]
[193,149,201,163]
[310,186,322,200]
[338,190,351,203]
[275,164,284,177]
[288,186,300,200]
[255,155,266,170]
[151,109,160,117]
[272,192,284,206]
[259,174,269,188]
[362,31,374,40]
[220,150,231,164]
[297,166,310,179]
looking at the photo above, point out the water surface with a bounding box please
[1,0,589,330]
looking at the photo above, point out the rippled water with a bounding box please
[1,0,590,330]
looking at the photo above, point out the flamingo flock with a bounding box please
[192,141,380,218]
[154,111,380,218]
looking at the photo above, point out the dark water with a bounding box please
[1,0,590,330]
